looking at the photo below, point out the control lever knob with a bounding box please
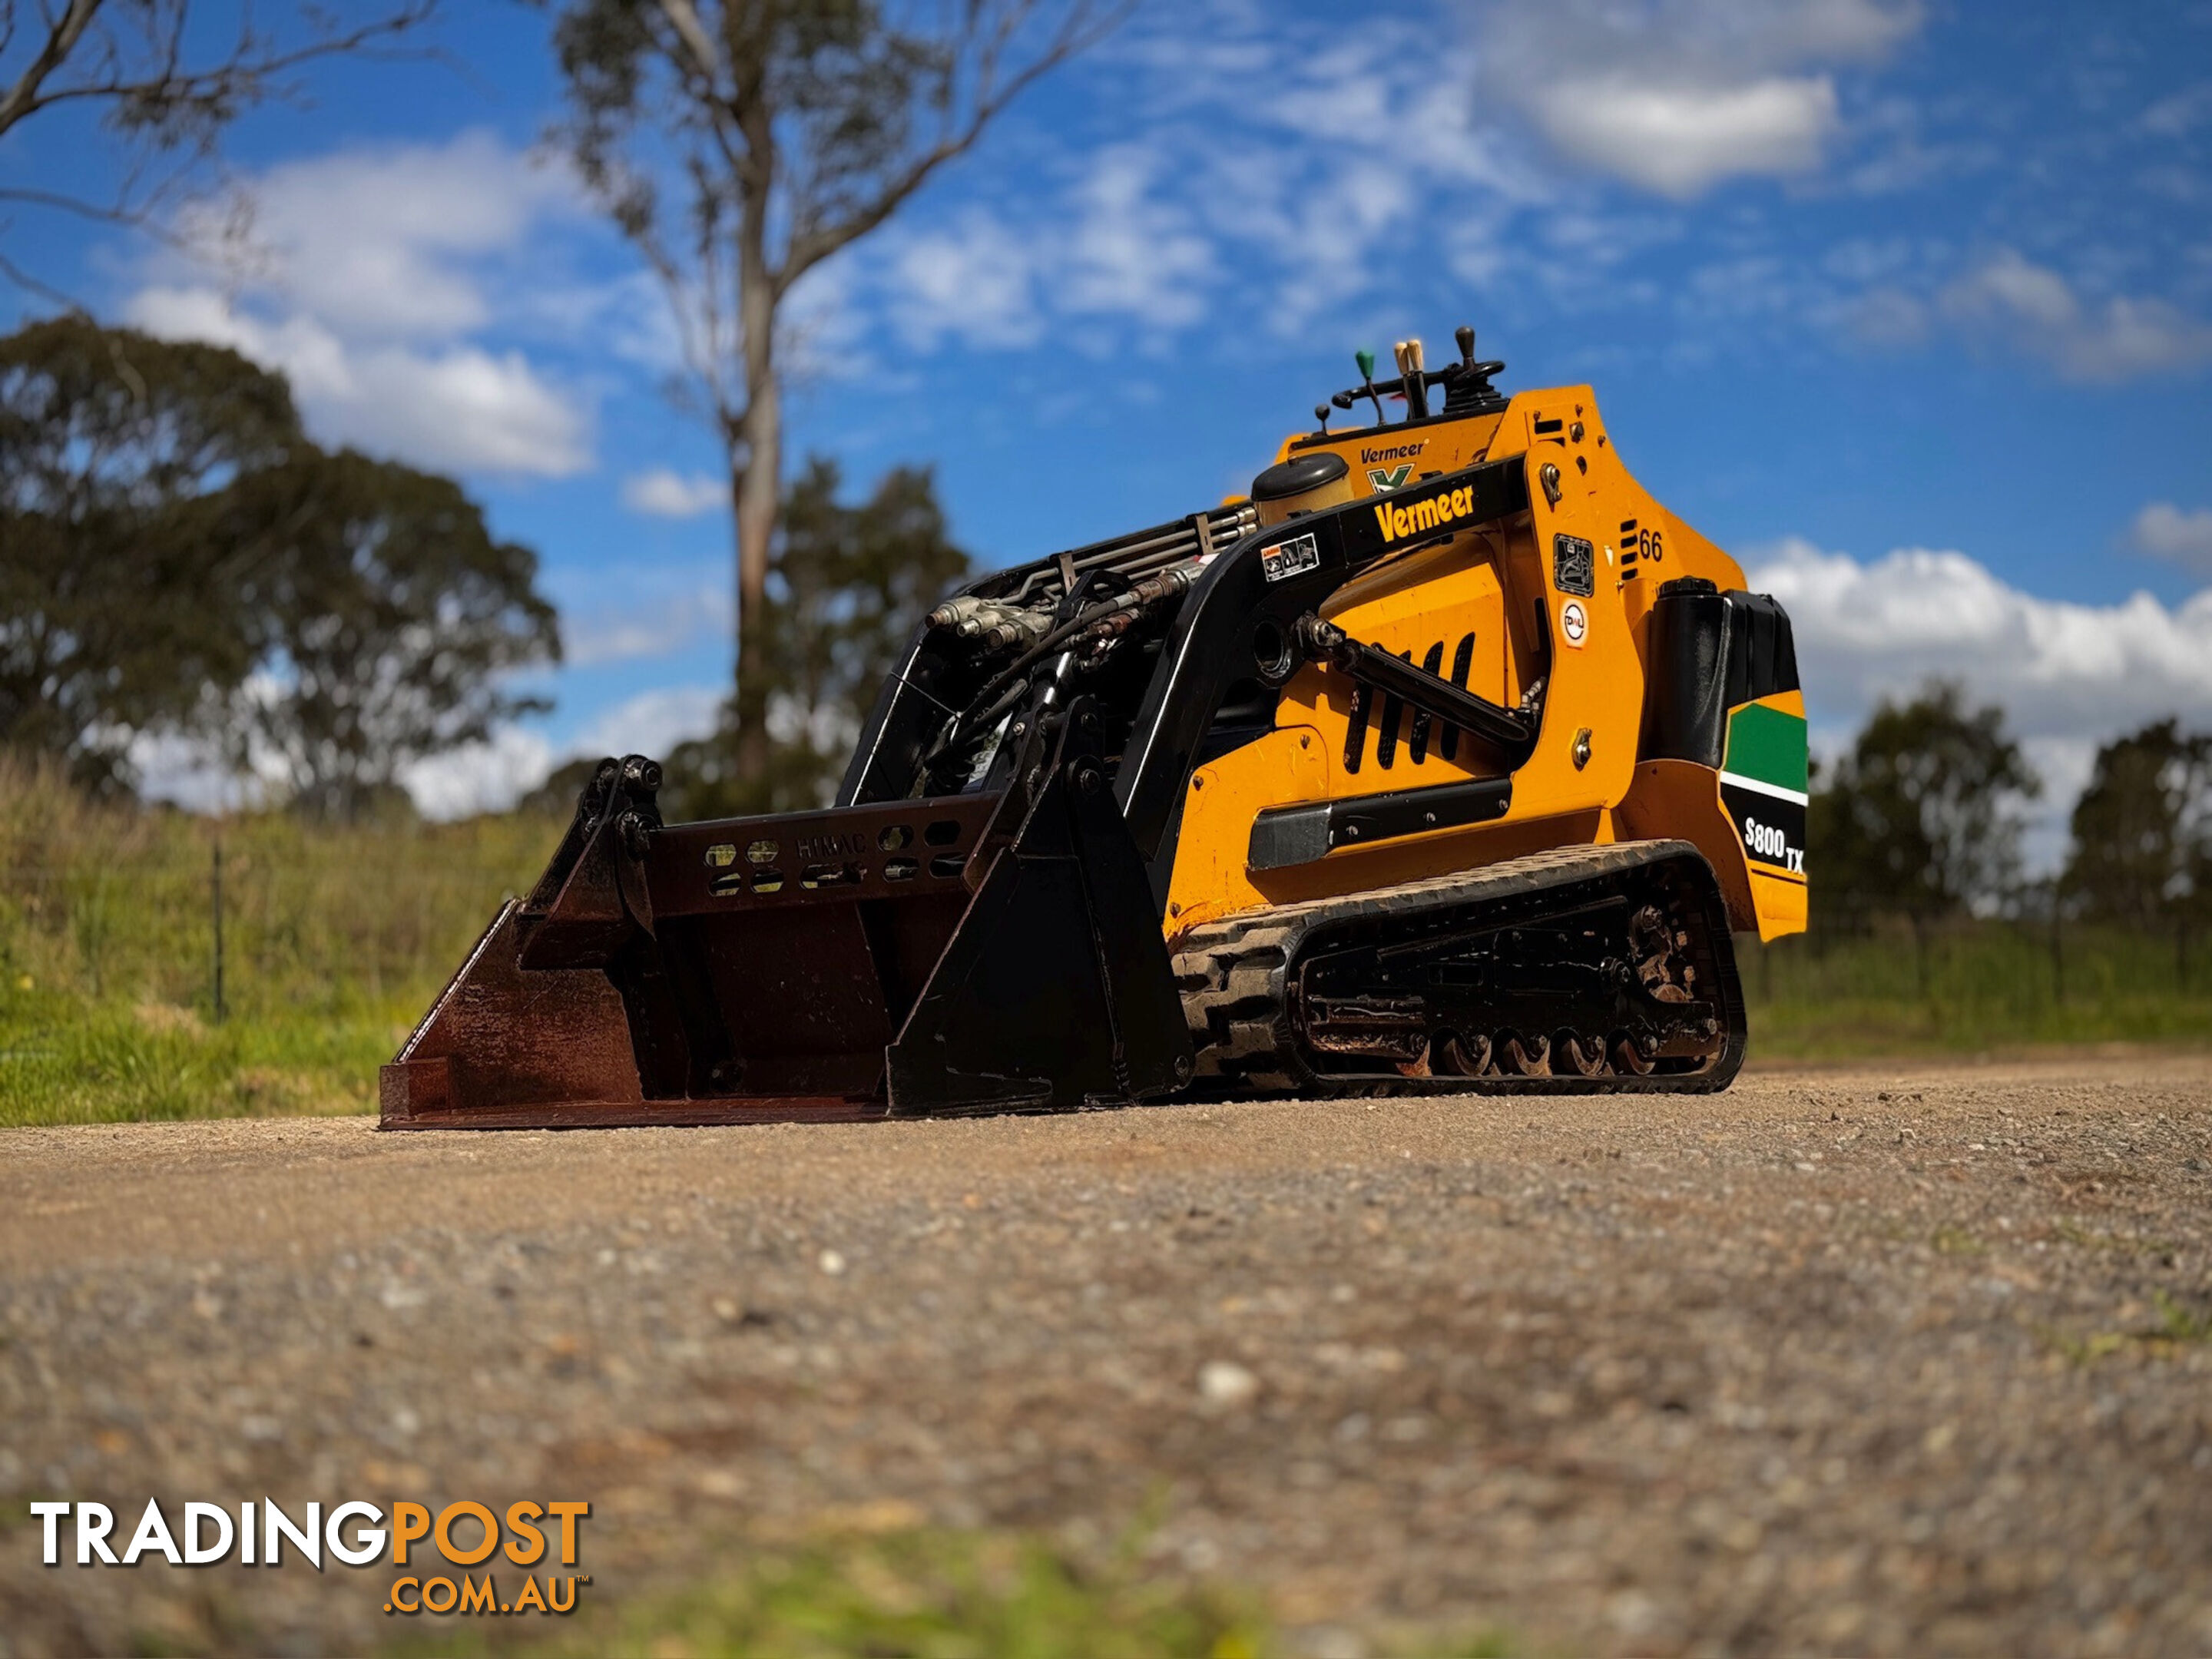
[1455,324,1476,366]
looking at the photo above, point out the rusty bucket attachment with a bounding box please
[380,715,1194,1129]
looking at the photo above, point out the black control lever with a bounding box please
[1324,326,1507,427]
[1296,614,1535,760]
[1395,339,1430,419]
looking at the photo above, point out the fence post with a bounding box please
[2048,891,2064,1005]
[210,830,227,1025]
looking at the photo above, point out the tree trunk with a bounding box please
[729,173,781,800]
[730,373,777,796]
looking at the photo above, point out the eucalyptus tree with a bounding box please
[541,0,1118,788]
[0,317,558,813]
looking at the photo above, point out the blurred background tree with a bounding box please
[653,455,969,820]
[0,318,559,814]
[200,449,561,821]
[539,0,1118,798]
[2063,718,2212,982]
[0,317,298,788]
[1808,682,2041,985]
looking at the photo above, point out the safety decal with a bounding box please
[1260,531,1321,583]
[1552,534,1595,597]
[1559,599,1588,647]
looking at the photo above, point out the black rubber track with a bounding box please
[1171,840,1748,1097]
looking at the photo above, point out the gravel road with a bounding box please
[3,1053,2210,1657]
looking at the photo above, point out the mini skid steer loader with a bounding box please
[382,327,1807,1128]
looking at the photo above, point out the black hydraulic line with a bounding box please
[922,674,1033,773]
[942,583,1125,733]
[1296,614,1533,757]
[945,565,1198,753]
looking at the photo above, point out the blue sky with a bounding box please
[10,0,2212,858]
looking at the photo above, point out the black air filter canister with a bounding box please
[1251,451,1354,528]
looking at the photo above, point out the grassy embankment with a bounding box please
[1,757,2204,1126]
[0,757,557,1127]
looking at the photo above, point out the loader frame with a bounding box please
[384,455,1540,1128]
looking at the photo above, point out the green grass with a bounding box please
[2,752,2205,1126]
[0,754,558,1128]
[0,983,412,1124]
[1742,921,2212,1059]
[539,1528,1270,1659]
[380,1524,1515,1659]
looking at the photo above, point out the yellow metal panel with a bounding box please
[1164,386,1777,943]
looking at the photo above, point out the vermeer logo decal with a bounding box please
[1359,440,1424,468]
[1366,463,1412,492]
[1372,482,1485,545]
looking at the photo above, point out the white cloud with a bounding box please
[1524,73,1840,200]
[848,17,1534,356]
[622,468,729,518]
[559,576,731,667]
[127,131,598,478]
[1056,144,1215,327]
[398,725,558,822]
[398,685,726,820]
[197,129,578,340]
[1751,537,2212,872]
[887,210,1045,350]
[1940,249,2212,382]
[127,284,591,476]
[1749,537,2212,746]
[879,144,1214,352]
[128,727,285,816]
[572,685,724,765]
[2131,502,2212,575]
[1478,0,1922,197]
[2141,82,2212,138]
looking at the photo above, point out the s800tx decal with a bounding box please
[1719,701,1808,879]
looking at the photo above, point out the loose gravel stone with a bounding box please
[2,1053,2209,1655]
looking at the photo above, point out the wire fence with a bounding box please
[1,831,555,1021]
[1738,914,2212,1052]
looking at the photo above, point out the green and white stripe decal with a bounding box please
[1720,702,1808,877]
[1720,702,1809,806]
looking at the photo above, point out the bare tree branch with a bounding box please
[0,0,99,139]
[0,3,440,142]
[0,2,442,302]
[780,2,1127,288]
[654,0,722,84]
